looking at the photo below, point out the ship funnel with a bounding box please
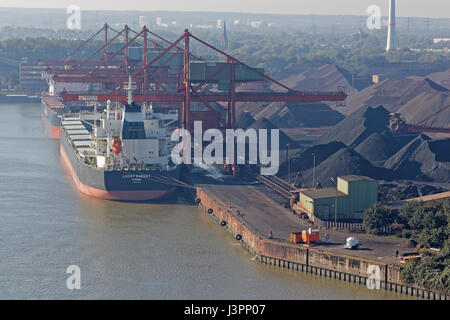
[386,0,397,51]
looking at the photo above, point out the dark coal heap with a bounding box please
[281,105,450,184]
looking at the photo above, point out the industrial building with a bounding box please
[296,175,378,221]
[19,61,48,93]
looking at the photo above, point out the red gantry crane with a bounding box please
[45,25,347,130]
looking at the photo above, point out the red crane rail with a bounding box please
[61,91,346,103]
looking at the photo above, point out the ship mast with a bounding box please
[123,75,136,105]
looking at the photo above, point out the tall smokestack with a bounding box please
[222,20,228,50]
[386,0,397,51]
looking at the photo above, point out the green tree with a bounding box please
[363,204,395,234]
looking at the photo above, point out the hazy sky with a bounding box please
[0,0,449,18]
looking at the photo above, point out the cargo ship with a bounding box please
[41,97,65,139]
[59,80,180,201]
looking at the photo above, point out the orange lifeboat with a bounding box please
[112,138,122,155]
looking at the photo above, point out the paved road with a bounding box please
[189,172,416,265]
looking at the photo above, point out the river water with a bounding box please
[0,103,410,299]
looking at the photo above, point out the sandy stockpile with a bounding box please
[384,136,450,182]
[427,69,450,90]
[254,101,344,128]
[342,77,449,116]
[397,92,450,129]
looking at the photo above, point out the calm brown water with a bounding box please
[0,103,412,299]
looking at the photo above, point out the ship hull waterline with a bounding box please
[41,111,60,139]
[60,131,178,201]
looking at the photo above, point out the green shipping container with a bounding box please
[189,61,264,82]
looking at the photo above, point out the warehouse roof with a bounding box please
[338,175,375,182]
[301,188,347,200]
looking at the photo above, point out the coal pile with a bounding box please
[397,92,450,129]
[354,132,404,162]
[279,99,448,184]
[384,136,450,182]
[301,147,395,187]
[342,76,448,116]
[278,141,346,176]
[235,81,273,116]
[378,182,447,203]
[236,112,255,129]
[317,105,391,148]
[254,102,344,128]
[427,69,450,90]
[247,117,294,149]
[269,64,357,95]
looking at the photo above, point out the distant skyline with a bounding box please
[0,0,449,19]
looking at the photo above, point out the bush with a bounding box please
[398,199,449,249]
[401,229,412,239]
[401,242,450,292]
[363,204,396,235]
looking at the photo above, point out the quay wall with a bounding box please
[194,188,449,300]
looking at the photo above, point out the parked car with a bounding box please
[344,237,360,250]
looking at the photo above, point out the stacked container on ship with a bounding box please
[59,80,180,201]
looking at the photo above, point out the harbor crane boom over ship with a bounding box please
[43,25,347,132]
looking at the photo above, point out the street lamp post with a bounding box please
[330,177,338,226]
[286,144,291,184]
[312,153,315,189]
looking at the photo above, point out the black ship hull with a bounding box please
[60,128,179,201]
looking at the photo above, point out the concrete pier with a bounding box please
[186,174,448,300]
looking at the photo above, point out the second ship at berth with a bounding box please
[59,81,180,201]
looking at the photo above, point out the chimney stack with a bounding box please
[386,0,397,51]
